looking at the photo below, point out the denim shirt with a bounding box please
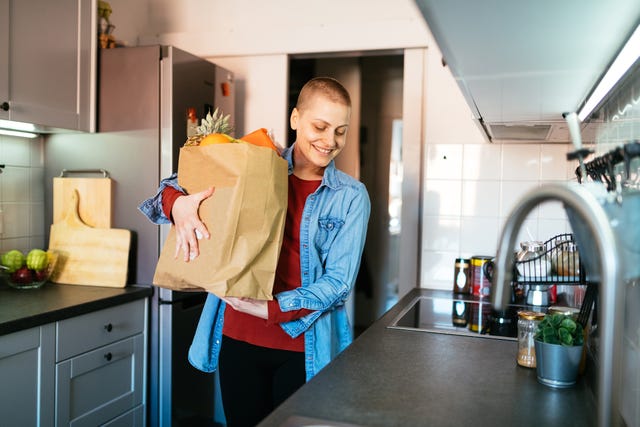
[138,144,371,380]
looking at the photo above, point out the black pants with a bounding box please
[219,335,305,427]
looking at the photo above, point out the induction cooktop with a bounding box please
[387,295,531,341]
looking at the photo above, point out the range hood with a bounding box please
[414,0,640,143]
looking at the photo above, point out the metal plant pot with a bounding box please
[534,339,583,388]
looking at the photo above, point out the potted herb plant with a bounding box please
[533,313,584,388]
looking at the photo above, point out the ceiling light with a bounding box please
[0,128,38,139]
[578,23,640,122]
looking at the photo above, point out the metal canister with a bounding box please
[468,302,492,333]
[470,255,493,298]
[453,258,471,294]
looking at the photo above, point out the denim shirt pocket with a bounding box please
[315,217,345,256]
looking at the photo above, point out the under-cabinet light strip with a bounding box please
[0,128,38,139]
[578,23,640,122]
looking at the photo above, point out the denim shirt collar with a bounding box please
[282,143,341,190]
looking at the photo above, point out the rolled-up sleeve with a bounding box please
[138,174,186,224]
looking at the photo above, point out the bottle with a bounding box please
[453,258,470,294]
[186,107,198,137]
[517,311,545,368]
[451,300,468,327]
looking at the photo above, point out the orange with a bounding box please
[200,133,235,146]
[240,128,279,153]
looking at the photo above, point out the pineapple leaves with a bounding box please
[196,108,234,136]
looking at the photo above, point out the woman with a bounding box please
[140,77,370,426]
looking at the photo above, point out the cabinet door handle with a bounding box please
[104,323,113,332]
[0,102,9,111]
[104,352,113,362]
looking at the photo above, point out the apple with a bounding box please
[34,269,49,282]
[11,267,33,284]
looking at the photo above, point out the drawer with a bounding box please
[57,299,145,362]
[102,404,145,427]
[56,334,144,427]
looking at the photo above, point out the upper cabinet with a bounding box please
[413,0,640,143]
[0,0,97,133]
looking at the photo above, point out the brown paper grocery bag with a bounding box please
[152,143,288,300]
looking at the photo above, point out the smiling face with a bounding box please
[290,91,351,179]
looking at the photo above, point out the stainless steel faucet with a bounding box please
[490,183,623,427]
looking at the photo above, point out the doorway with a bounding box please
[288,53,405,334]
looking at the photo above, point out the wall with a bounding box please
[0,135,46,252]
[419,38,576,290]
[52,1,582,293]
[588,65,640,427]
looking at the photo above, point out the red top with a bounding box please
[161,174,320,351]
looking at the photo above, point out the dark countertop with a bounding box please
[0,282,152,336]
[259,288,597,427]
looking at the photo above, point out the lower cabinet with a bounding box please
[0,298,147,427]
[55,298,147,427]
[0,324,55,427]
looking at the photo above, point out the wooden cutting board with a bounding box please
[53,170,112,228]
[49,190,130,287]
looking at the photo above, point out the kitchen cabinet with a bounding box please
[56,299,146,426]
[0,324,55,427]
[0,294,147,427]
[0,0,96,131]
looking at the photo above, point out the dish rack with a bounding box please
[513,233,586,285]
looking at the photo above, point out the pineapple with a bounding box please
[184,108,234,146]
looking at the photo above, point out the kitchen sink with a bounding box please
[387,295,529,341]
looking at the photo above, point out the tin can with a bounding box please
[470,256,493,298]
[468,302,492,333]
[453,258,471,294]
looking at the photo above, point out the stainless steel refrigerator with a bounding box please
[44,45,232,427]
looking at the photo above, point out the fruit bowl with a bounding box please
[0,250,59,290]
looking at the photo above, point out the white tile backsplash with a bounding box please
[501,144,541,180]
[420,251,458,290]
[461,180,500,217]
[0,135,31,166]
[2,166,30,202]
[462,144,502,180]
[460,216,500,256]
[537,197,568,220]
[0,135,45,251]
[426,144,463,180]
[540,144,572,181]
[422,216,460,252]
[421,140,573,288]
[500,180,539,217]
[423,180,462,216]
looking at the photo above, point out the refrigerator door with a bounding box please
[46,45,232,427]
[158,46,229,303]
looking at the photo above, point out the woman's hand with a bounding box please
[171,186,215,262]
[222,297,268,319]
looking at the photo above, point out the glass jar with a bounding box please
[554,243,580,277]
[517,311,545,368]
[516,241,551,278]
[453,258,470,294]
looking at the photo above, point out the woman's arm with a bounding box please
[138,174,215,261]
[276,187,371,337]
